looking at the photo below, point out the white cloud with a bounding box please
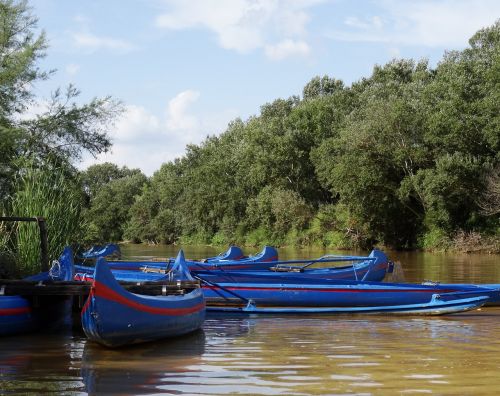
[265,39,310,60]
[166,90,201,132]
[395,0,500,47]
[112,105,162,141]
[72,32,136,53]
[65,63,80,76]
[155,0,323,59]
[344,16,384,31]
[388,47,401,58]
[79,91,238,175]
[333,0,500,48]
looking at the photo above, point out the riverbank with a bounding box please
[123,228,500,255]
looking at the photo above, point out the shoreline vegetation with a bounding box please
[120,229,500,255]
[0,2,499,275]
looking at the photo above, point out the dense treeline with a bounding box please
[1,0,499,277]
[85,21,499,251]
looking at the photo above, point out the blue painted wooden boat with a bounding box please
[422,282,500,306]
[81,250,205,347]
[120,245,274,271]
[200,245,278,269]
[198,275,494,314]
[78,244,121,260]
[73,255,497,314]
[74,250,391,283]
[190,249,391,281]
[0,247,75,336]
[208,292,488,314]
[203,245,246,262]
[90,245,279,272]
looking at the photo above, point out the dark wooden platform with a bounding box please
[0,279,201,297]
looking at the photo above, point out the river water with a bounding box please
[1,245,499,395]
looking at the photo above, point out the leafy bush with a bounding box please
[417,228,451,251]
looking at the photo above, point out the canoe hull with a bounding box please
[81,289,205,347]
[74,250,391,283]
[208,293,487,315]
[81,256,205,347]
[0,296,34,335]
[0,247,74,336]
[204,245,246,262]
[429,283,500,306]
[200,279,498,312]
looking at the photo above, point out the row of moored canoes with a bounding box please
[1,245,499,347]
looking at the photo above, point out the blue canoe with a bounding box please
[0,247,75,336]
[204,245,246,262]
[197,274,495,314]
[78,244,121,260]
[74,249,391,283]
[73,257,497,314]
[89,245,279,272]
[81,250,205,348]
[421,281,500,306]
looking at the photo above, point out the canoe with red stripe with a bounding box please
[207,292,489,315]
[81,250,205,347]
[0,247,75,336]
[198,273,499,312]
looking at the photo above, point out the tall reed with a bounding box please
[10,163,84,275]
[0,219,18,277]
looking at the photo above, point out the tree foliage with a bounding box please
[0,1,121,205]
[81,164,147,243]
[0,1,121,271]
[116,21,500,249]
[3,1,498,253]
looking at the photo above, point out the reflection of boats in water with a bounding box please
[0,330,84,393]
[81,329,206,394]
[204,313,484,345]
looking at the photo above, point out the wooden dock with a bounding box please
[0,279,200,297]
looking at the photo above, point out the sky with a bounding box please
[31,0,500,176]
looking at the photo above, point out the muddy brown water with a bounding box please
[1,245,499,395]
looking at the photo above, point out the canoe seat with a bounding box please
[141,266,167,274]
[269,266,304,273]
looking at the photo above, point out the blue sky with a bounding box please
[31,0,500,175]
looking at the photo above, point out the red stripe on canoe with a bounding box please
[89,281,204,316]
[0,307,31,316]
[201,285,454,293]
[81,289,93,315]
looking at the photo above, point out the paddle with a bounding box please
[191,272,252,305]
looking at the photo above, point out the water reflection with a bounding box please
[1,310,500,394]
[0,329,85,393]
[81,329,206,395]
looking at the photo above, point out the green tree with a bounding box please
[313,60,433,247]
[0,1,121,203]
[116,21,499,251]
[125,162,184,244]
[81,162,144,203]
[0,1,122,268]
[85,171,147,242]
[302,75,344,99]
